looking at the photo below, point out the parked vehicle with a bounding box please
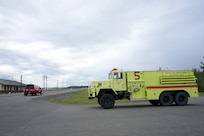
[24,84,42,96]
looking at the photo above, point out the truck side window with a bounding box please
[118,73,123,79]
[114,73,118,79]
[114,73,123,79]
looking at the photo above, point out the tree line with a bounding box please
[194,56,204,92]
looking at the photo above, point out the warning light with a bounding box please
[112,68,118,71]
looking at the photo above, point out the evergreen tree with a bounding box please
[200,56,204,72]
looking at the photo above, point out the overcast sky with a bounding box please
[0,0,204,87]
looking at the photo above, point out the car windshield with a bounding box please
[25,85,34,89]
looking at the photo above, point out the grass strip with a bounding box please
[199,92,204,96]
[49,89,96,104]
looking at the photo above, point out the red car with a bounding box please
[24,84,42,96]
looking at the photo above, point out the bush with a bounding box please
[194,71,204,92]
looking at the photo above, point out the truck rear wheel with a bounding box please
[175,92,188,106]
[100,94,115,109]
[159,92,173,106]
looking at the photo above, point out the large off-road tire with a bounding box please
[149,100,160,106]
[100,94,115,109]
[159,92,173,106]
[174,92,188,106]
[98,97,101,105]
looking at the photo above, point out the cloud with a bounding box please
[0,0,204,87]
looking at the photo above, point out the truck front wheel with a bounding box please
[100,94,115,109]
[98,97,101,105]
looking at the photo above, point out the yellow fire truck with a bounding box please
[88,68,198,109]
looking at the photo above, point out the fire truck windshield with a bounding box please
[108,72,112,79]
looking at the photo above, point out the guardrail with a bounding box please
[0,90,23,94]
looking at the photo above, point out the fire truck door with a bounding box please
[113,72,127,91]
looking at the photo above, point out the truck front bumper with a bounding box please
[88,92,96,99]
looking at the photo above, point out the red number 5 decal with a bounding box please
[134,72,140,80]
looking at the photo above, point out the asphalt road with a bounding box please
[0,90,204,136]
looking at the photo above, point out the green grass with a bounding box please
[49,89,97,104]
[199,92,204,96]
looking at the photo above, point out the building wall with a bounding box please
[0,84,24,91]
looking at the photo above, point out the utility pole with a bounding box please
[42,75,48,90]
[20,74,23,91]
[46,76,47,90]
[57,80,58,90]
[43,75,45,90]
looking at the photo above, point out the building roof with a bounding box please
[0,79,26,86]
